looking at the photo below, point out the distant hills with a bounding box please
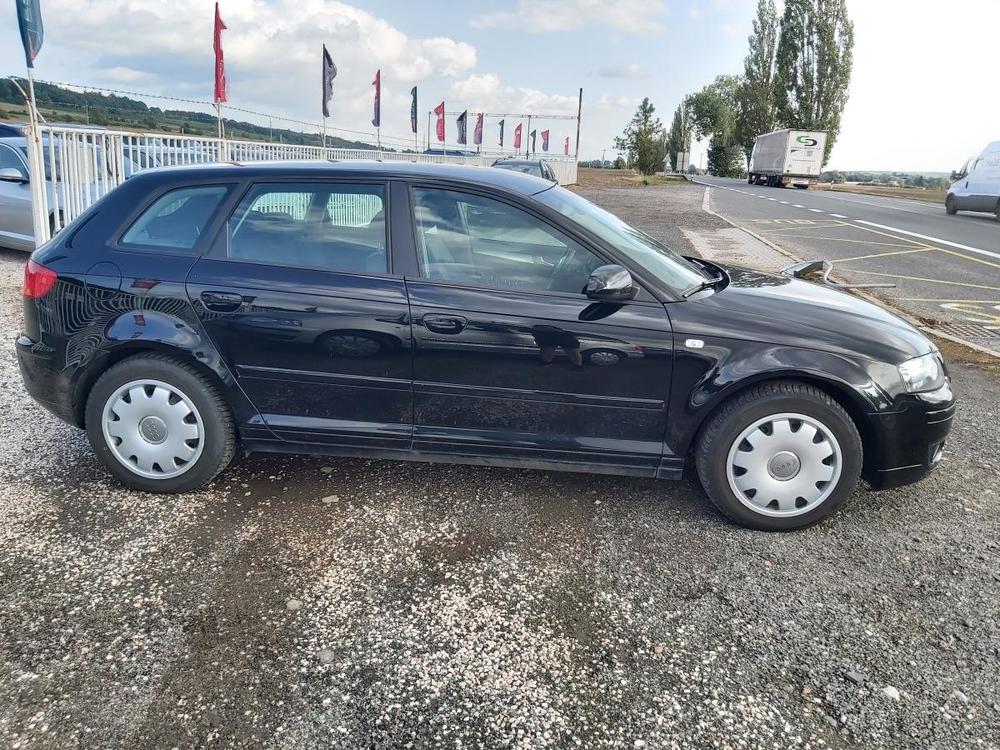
[0,78,387,152]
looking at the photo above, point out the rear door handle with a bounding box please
[422,313,468,334]
[200,290,244,312]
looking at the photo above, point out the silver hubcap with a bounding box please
[102,379,204,480]
[588,351,621,366]
[726,412,842,518]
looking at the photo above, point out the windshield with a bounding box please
[495,162,542,177]
[534,186,710,295]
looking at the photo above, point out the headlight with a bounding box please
[898,352,944,393]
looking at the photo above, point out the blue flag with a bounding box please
[16,0,44,68]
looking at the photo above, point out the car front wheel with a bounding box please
[695,381,862,530]
[945,195,957,215]
[85,353,236,493]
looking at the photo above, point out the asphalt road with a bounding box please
[694,177,1000,352]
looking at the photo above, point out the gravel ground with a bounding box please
[1,182,998,748]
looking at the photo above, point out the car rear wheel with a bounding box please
[695,381,862,530]
[85,354,236,493]
[945,195,957,215]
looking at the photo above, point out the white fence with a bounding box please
[22,124,579,246]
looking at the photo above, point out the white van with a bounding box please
[946,141,1000,219]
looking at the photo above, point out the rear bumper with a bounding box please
[866,381,955,490]
[15,334,78,426]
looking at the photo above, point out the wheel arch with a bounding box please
[686,371,878,480]
[71,340,241,429]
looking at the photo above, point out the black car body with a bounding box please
[16,162,954,530]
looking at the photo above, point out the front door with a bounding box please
[404,185,673,476]
[186,180,412,451]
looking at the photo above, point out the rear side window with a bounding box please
[121,185,229,249]
[227,182,387,274]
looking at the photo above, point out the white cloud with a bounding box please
[472,0,668,34]
[591,64,648,79]
[596,95,640,112]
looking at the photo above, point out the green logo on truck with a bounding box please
[796,136,819,146]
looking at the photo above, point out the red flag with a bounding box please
[434,101,445,142]
[371,69,381,128]
[473,113,484,146]
[564,136,570,156]
[513,123,522,150]
[541,130,550,152]
[213,3,227,104]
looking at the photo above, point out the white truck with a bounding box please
[748,129,827,188]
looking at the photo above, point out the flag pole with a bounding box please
[24,67,48,246]
[322,116,327,155]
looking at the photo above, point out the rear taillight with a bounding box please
[23,260,58,298]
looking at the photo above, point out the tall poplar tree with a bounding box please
[773,0,854,165]
[737,0,779,166]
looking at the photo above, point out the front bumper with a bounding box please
[15,334,79,426]
[866,380,955,490]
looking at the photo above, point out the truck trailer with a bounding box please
[748,129,827,188]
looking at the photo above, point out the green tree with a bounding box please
[774,0,854,165]
[686,76,745,178]
[614,97,668,175]
[737,0,779,166]
[666,103,693,172]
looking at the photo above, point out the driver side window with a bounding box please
[411,187,603,294]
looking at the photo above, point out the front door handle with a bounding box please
[200,290,244,312]
[422,313,468,334]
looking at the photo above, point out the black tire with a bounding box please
[945,195,957,215]
[85,353,236,493]
[695,380,862,531]
[994,200,1000,222]
[747,174,754,184]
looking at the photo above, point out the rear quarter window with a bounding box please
[121,185,230,250]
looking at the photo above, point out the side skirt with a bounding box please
[240,438,685,480]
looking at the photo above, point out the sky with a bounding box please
[1,0,997,171]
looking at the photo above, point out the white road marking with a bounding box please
[793,204,804,208]
[855,220,1000,261]
[808,208,824,213]
[779,201,789,204]
[829,213,848,219]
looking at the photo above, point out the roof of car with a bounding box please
[493,159,548,165]
[134,159,559,196]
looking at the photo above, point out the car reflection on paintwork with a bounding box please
[416,316,648,365]
[224,309,406,358]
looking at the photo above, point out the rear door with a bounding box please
[185,179,412,452]
[403,185,673,476]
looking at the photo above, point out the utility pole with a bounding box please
[574,87,582,160]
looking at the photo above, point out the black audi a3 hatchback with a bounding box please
[16,162,954,530]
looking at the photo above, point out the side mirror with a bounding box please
[950,171,962,181]
[0,167,28,184]
[586,264,636,301]
[781,259,832,283]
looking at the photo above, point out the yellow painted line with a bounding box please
[848,221,1000,269]
[754,222,850,233]
[836,248,934,262]
[770,236,916,248]
[931,246,1000,271]
[897,298,1000,303]
[843,270,1000,292]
